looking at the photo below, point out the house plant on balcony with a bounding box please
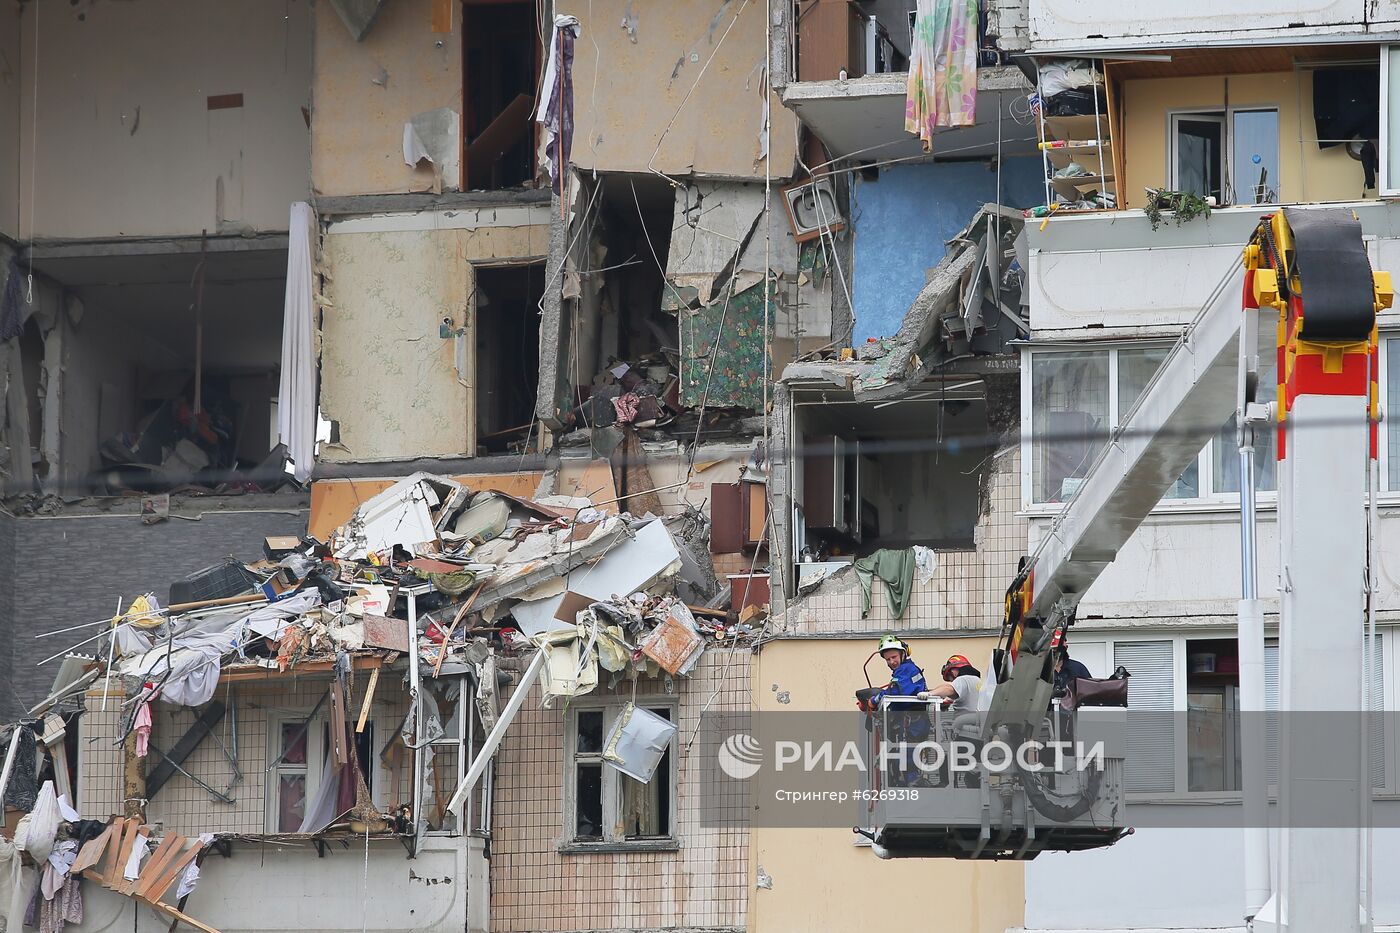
[1143,187,1212,231]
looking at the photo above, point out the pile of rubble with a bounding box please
[0,471,761,933]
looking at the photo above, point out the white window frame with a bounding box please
[1022,341,1292,512]
[264,707,392,834]
[266,713,326,833]
[1070,627,1394,802]
[1167,106,1281,206]
[1382,45,1400,198]
[422,673,470,837]
[561,699,679,852]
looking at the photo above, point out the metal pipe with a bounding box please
[1365,452,1379,929]
[0,724,25,806]
[1237,299,1270,921]
[408,593,423,842]
[445,649,546,816]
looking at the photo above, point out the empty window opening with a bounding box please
[32,246,288,495]
[793,381,989,562]
[557,174,678,431]
[463,0,538,191]
[19,315,44,474]
[474,263,544,453]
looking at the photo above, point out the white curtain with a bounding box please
[277,202,316,483]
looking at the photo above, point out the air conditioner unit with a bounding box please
[782,178,847,244]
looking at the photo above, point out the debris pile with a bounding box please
[0,471,762,925]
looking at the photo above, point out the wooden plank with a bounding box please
[356,668,380,733]
[219,655,383,684]
[138,843,204,902]
[129,834,183,897]
[140,897,223,933]
[71,823,116,875]
[329,681,349,768]
[145,702,226,800]
[106,819,143,890]
[431,0,451,31]
[93,818,130,884]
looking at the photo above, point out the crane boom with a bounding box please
[864,207,1392,869]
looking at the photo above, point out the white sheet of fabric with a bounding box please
[912,545,939,585]
[242,592,321,640]
[123,835,148,882]
[277,202,317,483]
[0,837,36,933]
[119,607,246,707]
[16,782,59,863]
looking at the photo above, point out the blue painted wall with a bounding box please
[851,157,1045,343]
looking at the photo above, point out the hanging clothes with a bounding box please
[134,696,154,759]
[0,837,37,933]
[535,15,581,195]
[854,549,917,620]
[1,726,38,811]
[905,0,979,151]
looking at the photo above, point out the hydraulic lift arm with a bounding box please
[983,208,1391,745]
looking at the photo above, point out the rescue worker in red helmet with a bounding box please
[924,654,982,713]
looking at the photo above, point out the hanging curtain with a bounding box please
[276,202,316,483]
[905,0,979,151]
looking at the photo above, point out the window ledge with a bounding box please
[557,839,680,855]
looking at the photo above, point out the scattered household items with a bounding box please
[3,469,764,894]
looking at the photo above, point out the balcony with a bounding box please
[782,66,1035,160]
[781,0,1036,159]
[1026,0,1400,52]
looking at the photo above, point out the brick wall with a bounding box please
[1,504,309,720]
[490,648,751,933]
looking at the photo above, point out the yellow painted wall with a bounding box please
[570,0,799,180]
[312,0,462,197]
[318,220,549,462]
[1121,71,1369,209]
[748,636,1025,933]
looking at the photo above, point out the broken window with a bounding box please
[463,0,537,190]
[549,175,681,432]
[565,702,675,847]
[792,381,990,559]
[474,264,544,454]
[270,718,314,833]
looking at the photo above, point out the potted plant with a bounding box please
[1143,187,1212,231]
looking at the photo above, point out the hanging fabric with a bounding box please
[277,201,317,483]
[535,15,581,195]
[905,0,979,151]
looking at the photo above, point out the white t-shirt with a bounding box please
[948,674,981,713]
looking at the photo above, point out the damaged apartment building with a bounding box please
[0,1,828,932]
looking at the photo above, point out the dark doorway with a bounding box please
[463,0,537,190]
[475,263,544,452]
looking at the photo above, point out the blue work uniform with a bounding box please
[877,659,927,704]
[876,659,931,744]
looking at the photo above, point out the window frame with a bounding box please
[1067,627,1395,802]
[560,699,680,853]
[1167,106,1282,206]
[1023,339,1298,512]
[266,713,325,834]
[264,706,393,834]
[1382,45,1400,198]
